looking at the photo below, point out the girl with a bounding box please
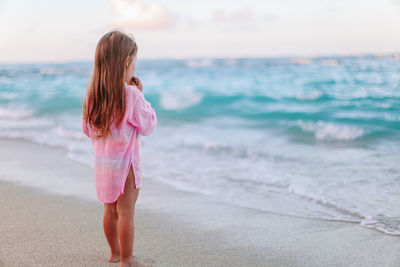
[81,30,157,267]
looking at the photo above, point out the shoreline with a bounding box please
[0,137,399,266]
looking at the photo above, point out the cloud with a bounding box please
[229,7,253,22]
[110,0,177,30]
[322,6,343,13]
[264,13,278,22]
[213,10,225,23]
[212,7,254,23]
[182,17,199,31]
[210,7,265,32]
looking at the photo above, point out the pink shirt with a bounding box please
[81,84,157,203]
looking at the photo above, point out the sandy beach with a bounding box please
[0,137,399,267]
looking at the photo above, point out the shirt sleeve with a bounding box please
[129,90,157,136]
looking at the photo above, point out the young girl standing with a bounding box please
[81,30,157,267]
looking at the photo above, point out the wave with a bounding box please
[295,120,365,141]
[294,90,324,100]
[150,91,398,138]
[52,125,86,140]
[160,90,203,110]
[0,105,33,119]
[155,91,400,114]
[185,59,213,68]
[154,92,332,112]
[361,215,400,235]
[320,59,339,66]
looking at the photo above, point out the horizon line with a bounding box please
[1,51,399,65]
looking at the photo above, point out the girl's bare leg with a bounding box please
[117,165,139,266]
[104,202,121,262]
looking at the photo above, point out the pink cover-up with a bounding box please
[81,84,157,203]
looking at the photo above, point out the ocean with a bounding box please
[0,56,399,235]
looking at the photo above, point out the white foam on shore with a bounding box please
[52,125,86,140]
[0,105,33,119]
[0,113,398,237]
[361,215,400,235]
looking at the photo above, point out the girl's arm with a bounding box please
[129,90,157,136]
[81,96,91,138]
[81,116,91,138]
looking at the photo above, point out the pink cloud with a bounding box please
[213,10,225,23]
[229,7,253,22]
[183,17,199,31]
[212,7,254,23]
[110,0,177,30]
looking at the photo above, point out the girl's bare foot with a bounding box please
[119,256,147,267]
[108,253,121,263]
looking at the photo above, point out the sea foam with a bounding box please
[296,120,365,141]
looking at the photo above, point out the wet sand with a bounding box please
[0,137,399,266]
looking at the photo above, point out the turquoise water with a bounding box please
[0,56,399,235]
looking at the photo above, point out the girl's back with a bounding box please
[82,83,157,203]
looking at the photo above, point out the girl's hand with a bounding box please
[130,76,143,92]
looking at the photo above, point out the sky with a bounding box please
[1,0,400,63]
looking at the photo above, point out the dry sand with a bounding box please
[0,137,399,266]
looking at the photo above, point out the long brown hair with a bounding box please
[83,30,138,138]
